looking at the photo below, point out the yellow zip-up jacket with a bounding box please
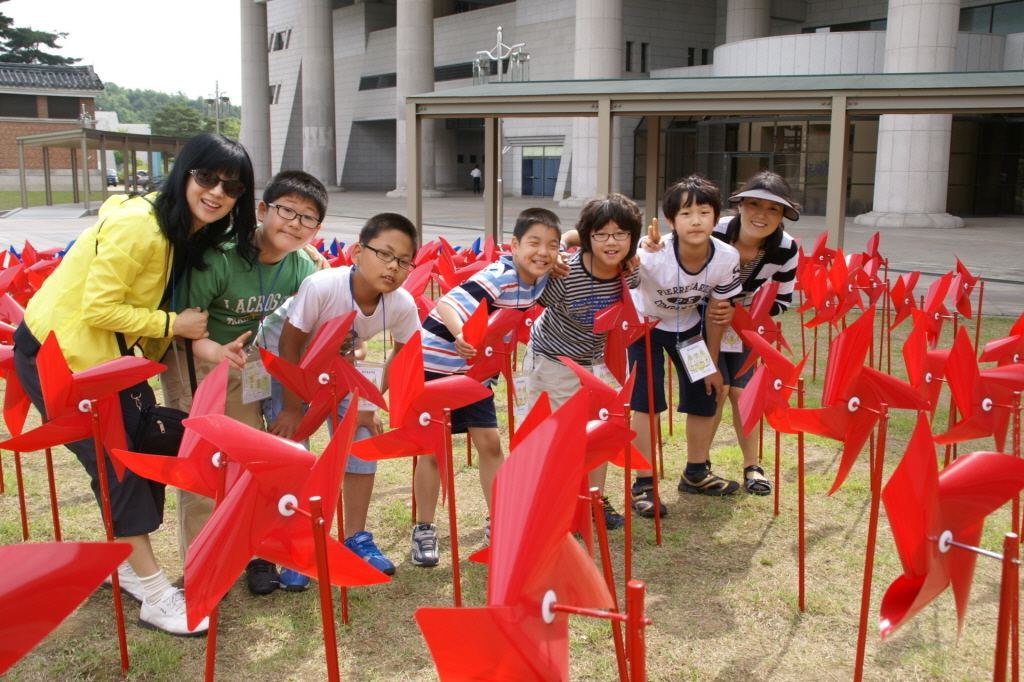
[23,194,177,372]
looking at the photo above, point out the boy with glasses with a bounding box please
[162,170,327,593]
[257,212,421,585]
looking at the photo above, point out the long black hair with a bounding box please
[153,133,258,274]
[724,170,800,262]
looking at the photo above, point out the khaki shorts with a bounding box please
[160,347,265,565]
[522,348,595,411]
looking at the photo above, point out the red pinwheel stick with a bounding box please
[589,487,628,682]
[309,496,342,682]
[327,371,349,627]
[444,408,461,607]
[89,401,129,676]
[993,532,1019,682]
[797,378,806,614]
[44,448,60,541]
[204,453,230,682]
[642,319,661,547]
[623,403,633,590]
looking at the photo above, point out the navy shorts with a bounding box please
[626,324,720,418]
[719,346,754,389]
[424,371,498,434]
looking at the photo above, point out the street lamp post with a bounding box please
[205,81,231,135]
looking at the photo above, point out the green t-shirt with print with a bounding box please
[175,242,316,346]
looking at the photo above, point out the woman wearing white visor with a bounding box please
[710,171,800,495]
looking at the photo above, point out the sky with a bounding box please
[7,0,242,100]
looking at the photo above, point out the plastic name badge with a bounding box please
[512,371,531,418]
[720,327,744,353]
[592,362,621,389]
[241,350,272,404]
[676,336,717,383]
[356,361,384,411]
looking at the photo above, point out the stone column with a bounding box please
[301,0,339,188]
[388,0,442,198]
[725,0,770,43]
[561,0,623,206]
[855,0,963,228]
[240,0,272,189]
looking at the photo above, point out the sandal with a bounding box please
[744,465,771,496]
[630,484,668,518]
[677,466,739,496]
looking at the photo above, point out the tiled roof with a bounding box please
[0,64,103,91]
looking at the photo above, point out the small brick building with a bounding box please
[0,63,103,191]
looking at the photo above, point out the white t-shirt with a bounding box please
[630,233,742,333]
[257,265,420,355]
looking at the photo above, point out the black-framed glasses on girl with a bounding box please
[189,168,246,199]
[591,231,631,242]
[361,243,416,271]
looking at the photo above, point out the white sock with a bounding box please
[138,569,173,605]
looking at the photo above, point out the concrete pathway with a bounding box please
[3,191,1021,315]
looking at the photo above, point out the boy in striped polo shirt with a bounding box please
[525,194,642,530]
[413,208,562,566]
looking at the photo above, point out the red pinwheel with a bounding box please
[807,230,835,268]
[593,279,656,386]
[0,332,165,479]
[351,331,491,499]
[415,391,614,681]
[921,272,954,349]
[515,304,543,349]
[111,362,245,500]
[461,304,524,383]
[880,414,1024,637]
[0,346,31,438]
[0,292,25,326]
[788,309,927,494]
[949,257,979,320]
[888,271,920,331]
[0,542,132,675]
[934,326,1024,452]
[401,259,440,322]
[902,311,949,415]
[736,330,807,437]
[259,311,386,442]
[800,264,838,329]
[979,311,1024,367]
[181,408,390,630]
[729,281,792,372]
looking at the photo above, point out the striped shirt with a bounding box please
[630,233,742,334]
[713,217,799,314]
[530,251,641,366]
[421,255,549,375]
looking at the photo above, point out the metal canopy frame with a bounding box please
[405,70,1024,249]
[15,128,193,211]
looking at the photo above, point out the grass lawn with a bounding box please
[0,310,1020,681]
[0,191,109,211]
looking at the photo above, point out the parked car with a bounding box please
[106,168,117,186]
[134,170,149,185]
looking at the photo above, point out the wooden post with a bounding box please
[824,95,850,251]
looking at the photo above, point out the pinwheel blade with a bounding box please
[0,542,132,675]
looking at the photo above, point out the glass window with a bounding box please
[0,94,37,118]
[625,41,633,72]
[522,146,543,157]
[960,6,993,32]
[992,1,1024,34]
[687,47,695,67]
[47,96,79,119]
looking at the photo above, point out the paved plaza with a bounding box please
[2,190,1022,316]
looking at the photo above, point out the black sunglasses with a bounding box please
[190,168,246,199]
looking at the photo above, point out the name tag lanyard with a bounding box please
[253,256,286,351]
[675,241,718,383]
[675,240,712,345]
[347,266,386,362]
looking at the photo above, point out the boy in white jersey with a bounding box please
[526,194,642,529]
[629,175,742,516]
[259,213,421,583]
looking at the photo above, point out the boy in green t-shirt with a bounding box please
[160,170,327,578]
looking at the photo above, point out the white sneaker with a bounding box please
[101,562,146,605]
[138,587,209,637]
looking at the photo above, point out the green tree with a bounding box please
[205,116,240,139]
[150,101,205,137]
[0,0,77,65]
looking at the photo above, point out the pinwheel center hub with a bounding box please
[757,325,765,335]
[484,346,494,357]
[278,494,298,516]
[847,397,861,412]
[418,412,431,426]
[621,321,629,331]
[937,530,954,553]
[598,408,609,421]
[924,372,933,384]
[982,398,993,412]
[212,452,221,468]
[773,379,783,391]
[318,373,330,385]
[541,590,557,624]
[1015,354,1020,364]
[825,301,831,308]
[525,317,533,327]
[78,399,92,413]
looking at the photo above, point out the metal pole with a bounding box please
[309,496,341,682]
[17,140,27,209]
[82,133,92,211]
[825,95,850,251]
[993,533,1019,682]
[644,116,659,228]
[44,448,61,541]
[70,146,79,204]
[407,101,423,258]
[642,320,661,546]
[42,147,52,206]
[444,408,461,607]
[798,378,805,612]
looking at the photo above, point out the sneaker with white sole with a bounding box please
[138,587,209,637]
[344,531,396,576]
[101,562,146,605]
[411,523,439,567]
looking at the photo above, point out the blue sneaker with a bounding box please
[344,531,396,576]
[278,567,310,592]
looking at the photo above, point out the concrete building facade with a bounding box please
[241,0,1024,222]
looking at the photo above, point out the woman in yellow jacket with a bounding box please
[12,133,257,637]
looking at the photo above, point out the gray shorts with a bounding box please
[261,379,376,474]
